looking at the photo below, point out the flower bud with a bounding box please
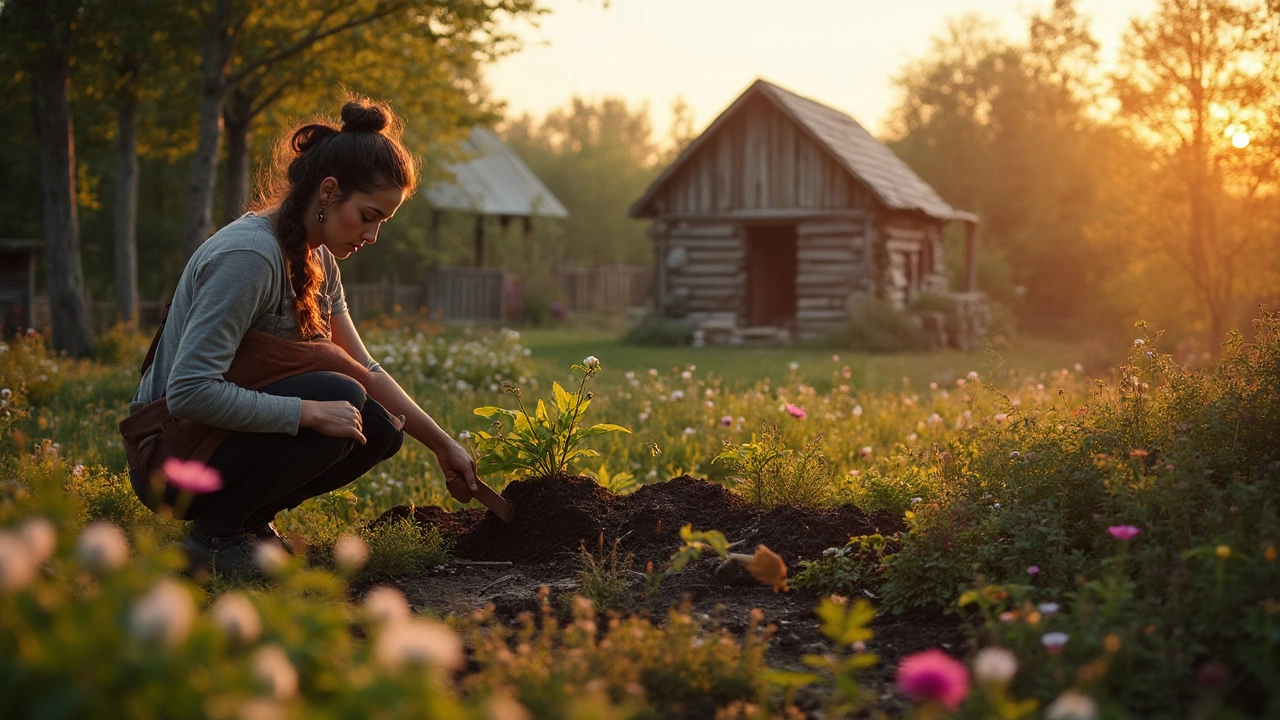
[76,521,129,573]
[129,578,195,646]
[334,534,370,573]
[211,592,261,644]
[253,644,299,700]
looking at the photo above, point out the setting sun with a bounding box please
[1232,130,1251,148]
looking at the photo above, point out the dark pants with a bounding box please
[143,372,403,535]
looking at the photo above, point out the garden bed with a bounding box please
[372,475,965,711]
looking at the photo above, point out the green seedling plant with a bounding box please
[471,356,630,478]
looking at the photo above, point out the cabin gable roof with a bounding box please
[630,79,975,223]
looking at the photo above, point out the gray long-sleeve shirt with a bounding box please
[131,213,348,434]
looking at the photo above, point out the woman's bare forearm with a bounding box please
[362,371,454,453]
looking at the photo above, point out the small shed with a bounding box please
[630,79,984,345]
[423,126,569,267]
[0,239,40,335]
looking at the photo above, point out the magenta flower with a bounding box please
[784,403,807,420]
[1027,565,1040,576]
[896,649,970,710]
[163,458,222,494]
[1108,525,1141,541]
[720,415,733,427]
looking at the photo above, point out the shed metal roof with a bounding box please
[423,127,569,219]
[632,79,977,223]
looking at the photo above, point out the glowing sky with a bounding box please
[486,0,1158,139]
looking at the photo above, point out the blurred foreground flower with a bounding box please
[0,532,35,592]
[130,578,195,646]
[1041,632,1069,654]
[896,648,970,709]
[784,403,806,420]
[973,647,1018,685]
[253,645,299,700]
[334,534,370,572]
[375,619,465,671]
[211,592,261,644]
[1045,689,1098,720]
[1107,525,1141,541]
[76,521,129,573]
[20,517,57,565]
[162,457,222,494]
[364,585,412,625]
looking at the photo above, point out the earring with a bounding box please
[316,201,327,224]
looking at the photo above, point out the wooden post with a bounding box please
[27,250,37,329]
[428,209,441,262]
[523,216,537,265]
[963,220,978,293]
[473,214,485,267]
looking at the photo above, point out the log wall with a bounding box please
[658,222,744,322]
[794,218,870,338]
[880,213,947,308]
[650,95,873,218]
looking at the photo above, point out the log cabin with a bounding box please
[630,79,985,347]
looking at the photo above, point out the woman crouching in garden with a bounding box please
[122,98,479,573]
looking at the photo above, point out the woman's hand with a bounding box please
[300,399,366,445]
[435,440,480,503]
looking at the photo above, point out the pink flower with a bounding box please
[784,403,806,420]
[896,649,970,710]
[721,415,733,427]
[1107,525,1141,541]
[1027,565,1040,576]
[163,458,222,494]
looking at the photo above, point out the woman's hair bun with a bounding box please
[340,101,390,134]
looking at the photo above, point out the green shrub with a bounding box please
[713,424,834,508]
[621,313,692,346]
[824,298,925,353]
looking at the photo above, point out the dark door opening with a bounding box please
[745,225,797,326]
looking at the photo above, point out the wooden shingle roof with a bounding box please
[632,79,976,223]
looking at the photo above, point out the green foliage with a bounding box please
[357,516,452,582]
[620,314,692,347]
[714,424,834,508]
[586,462,638,495]
[824,298,926,354]
[460,590,774,719]
[472,359,630,478]
[798,596,879,717]
[667,525,731,573]
[575,535,633,612]
[793,534,888,597]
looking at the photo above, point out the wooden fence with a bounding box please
[31,264,654,332]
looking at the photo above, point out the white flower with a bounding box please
[1041,631,1069,653]
[457,430,472,440]
[973,647,1018,685]
[364,586,411,625]
[994,413,1009,422]
[76,521,129,573]
[211,592,261,644]
[1133,338,1144,347]
[928,382,938,390]
[670,389,684,400]
[253,644,299,700]
[1045,690,1098,720]
[683,427,696,436]
[0,532,35,592]
[19,517,57,565]
[254,542,290,575]
[968,371,979,380]
[638,412,649,423]
[582,355,600,371]
[910,497,923,505]
[375,618,464,671]
[129,578,195,646]
[788,362,799,371]
[0,388,10,399]
[334,535,370,573]
[1038,602,1061,617]
[648,368,658,377]
[681,370,692,380]
[624,371,635,380]
[852,405,863,417]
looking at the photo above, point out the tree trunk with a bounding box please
[28,1,94,357]
[222,87,253,225]
[183,0,235,259]
[114,54,141,326]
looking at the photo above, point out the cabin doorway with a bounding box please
[745,224,797,327]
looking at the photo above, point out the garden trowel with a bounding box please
[471,479,515,522]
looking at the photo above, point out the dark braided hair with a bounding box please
[253,98,419,339]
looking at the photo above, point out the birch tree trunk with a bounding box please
[114,54,140,326]
[27,0,94,357]
[182,0,235,259]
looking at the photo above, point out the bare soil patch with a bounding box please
[371,475,965,714]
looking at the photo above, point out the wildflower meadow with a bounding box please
[1,311,1278,719]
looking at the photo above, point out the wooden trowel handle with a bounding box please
[471,479,515,523]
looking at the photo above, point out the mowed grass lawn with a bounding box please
[520,325,1088,392]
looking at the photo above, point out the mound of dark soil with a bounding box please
[377,474,904,567]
